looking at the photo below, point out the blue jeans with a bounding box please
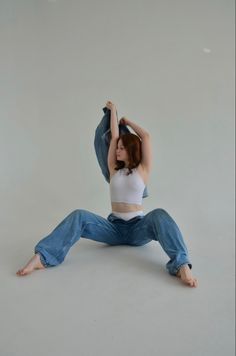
[34,209,192,276]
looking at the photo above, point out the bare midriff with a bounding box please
[111,202,143,213]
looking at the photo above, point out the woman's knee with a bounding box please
[151,208,169,218]
[148,208,173,225]
[66,209,88,223]
[71,209,87,217]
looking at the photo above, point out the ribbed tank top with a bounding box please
[110,168,145,205]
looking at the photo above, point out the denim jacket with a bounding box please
[94,107,148,198]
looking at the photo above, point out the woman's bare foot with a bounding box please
[16,253,46,276]
[176,264,198,287]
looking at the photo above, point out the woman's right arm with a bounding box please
[106,101,119,173]
[106,101,119,139]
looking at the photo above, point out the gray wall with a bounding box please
[0,0,234,258]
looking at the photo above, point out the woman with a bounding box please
[16,101,198,288]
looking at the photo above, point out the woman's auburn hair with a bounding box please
[114,133,142,175]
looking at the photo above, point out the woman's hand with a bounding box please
[119,116,130,126]
[106,100,116,111]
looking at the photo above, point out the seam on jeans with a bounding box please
[57,221,121,256]
[84,221,122,238]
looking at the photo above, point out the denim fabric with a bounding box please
[94,107,148,198]
[34,208,192,276]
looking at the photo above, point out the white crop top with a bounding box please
[110,168,145,205]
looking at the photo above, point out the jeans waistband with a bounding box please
[111,211,144,221]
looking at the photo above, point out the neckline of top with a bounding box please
[110,167,145,186]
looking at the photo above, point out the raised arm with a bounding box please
[106,101,119,139]
[120,116,149,139]
[106,101,119,174]
[120,116,152,173]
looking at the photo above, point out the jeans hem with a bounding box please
[175,262,192,275]
[35,250,49,268]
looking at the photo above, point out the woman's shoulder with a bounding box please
[136,163,150,174]
[136,164,150,185]
[109,167,119,180]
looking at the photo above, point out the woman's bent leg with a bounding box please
[34,209,122,267]
[128,208,192,276]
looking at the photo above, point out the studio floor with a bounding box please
[1,228,234,356]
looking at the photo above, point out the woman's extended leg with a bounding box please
[127,208,198,287]
[16,209,122,276]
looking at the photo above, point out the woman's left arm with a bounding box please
[120,117,149,139]
[121,117,152,172]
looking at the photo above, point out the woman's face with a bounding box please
[116,139,128,162]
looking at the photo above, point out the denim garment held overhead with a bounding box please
[94,106,148,198]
